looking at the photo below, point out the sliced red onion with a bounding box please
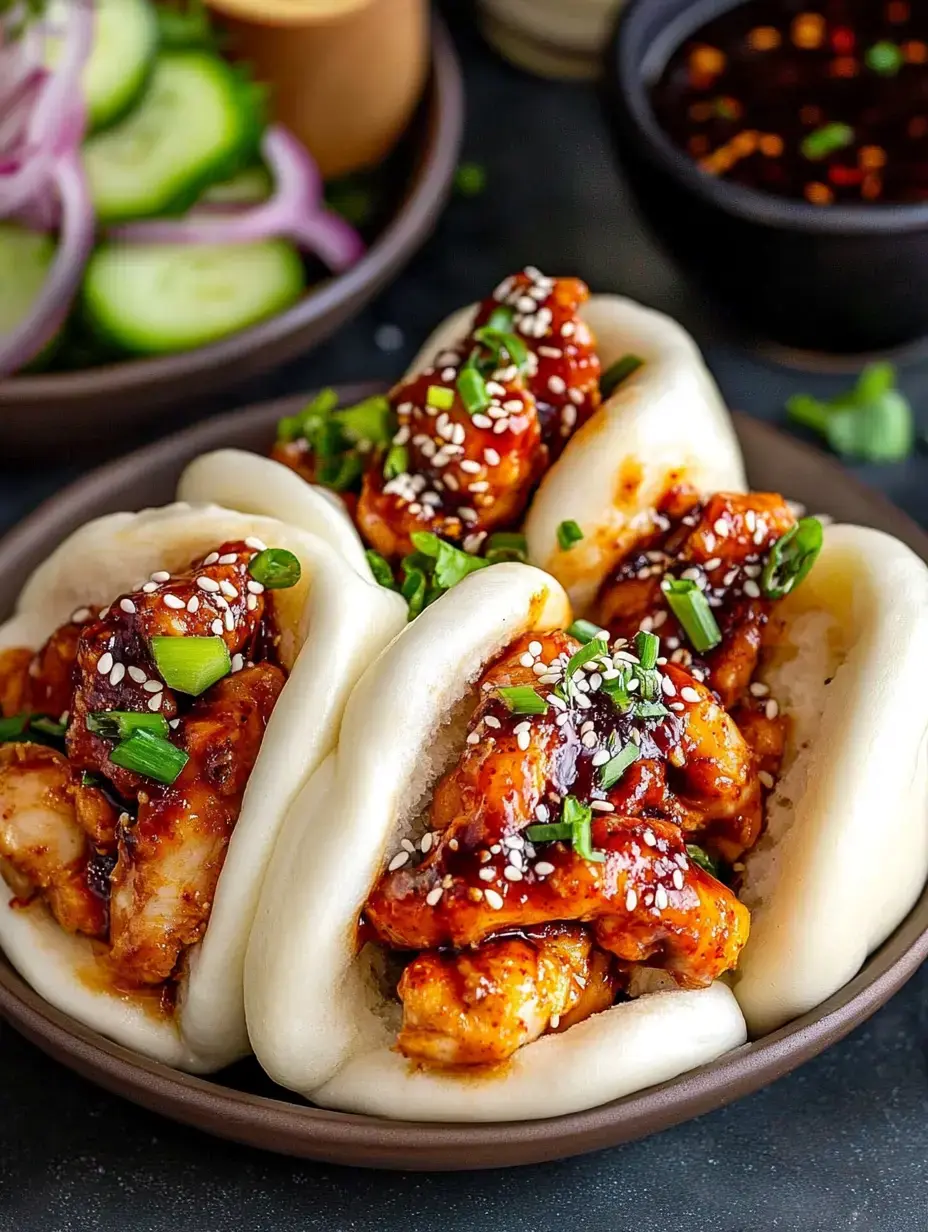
[109,125,365,273]
[0,151,94,378]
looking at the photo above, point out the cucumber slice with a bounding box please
[0,224,55,333]
[47,0,159,133]
[83,240,306,354]
[200,165,273,206]
[83,51,264,224]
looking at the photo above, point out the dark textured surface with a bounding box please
[1,8,928,1230]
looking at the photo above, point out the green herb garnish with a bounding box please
[496,686,548,715]
[662,578,722,653]
[801,123,855,161]
[399,533,489,620]
[0,712,66,747]
[567,619,609,645]
[687,843,725,880]
[786,363,914,462]
[485,532,528,564]
[600,354,644,398]
[761,517,824,599]
[599,741,640,790]
[249,548,301,590]
[87,712,170,741]
[865,40,904,76]
[454,162,487,197]
[526,795,604,863]
[557,520,584,551]
[365,550,396,589]
[383,443,409,480]
[634,630,659,670]
[457,366,490,415]
[150,636,231,696]
[275,389,396,493]
[426,385,455,411]
[109,730,189,786]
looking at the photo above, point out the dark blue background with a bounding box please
[1,11,927,1230]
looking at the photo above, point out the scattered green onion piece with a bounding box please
[277,387,339,444]
[563,795,605,864]
[761,517,824,599]
[0,714,30,742]
[634,630,659,670]
[786,363,914,463]
[557,520,584,551]
[0,713,67,747]
[249,548,302,590]
[801,122,855,162]
[686,843,725,881]
[633,669,663,703]
[335,395,394,447]
[383,442,409,480]
[472,324,529,373]
[401,565,428,621]
[426,384,455,411]
[600,354,644,398]
[565,637,608,681]
[485,531,528,564]
[662,578,722,653]
[410,531,488,590]
[29,716,67,738]
[457,366,490,415]
[87,711,170,741]
[454,161,486,197]
[567,619,609,645]
[599,741,640,791]
[496,686,548,715]
[485,305,515,333]
[866,40,904,76]
[635,699,670,719]
[317,450,364,492]
[150,636,231,697]
[365,550,396,589]
[109,730,189,786]
[81,771,102,788]
[525,821,572,843]
[602,667,632,711]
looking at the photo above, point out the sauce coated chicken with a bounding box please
[0,540,286,999]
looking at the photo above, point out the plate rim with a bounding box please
[1,391,926,1171]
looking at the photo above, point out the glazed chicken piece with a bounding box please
[357,369,545,559]
[0,744,113,937]
[397,924,619,1067]
[471,269,601,454]
[67,541,269,795]
[0,617,87,722]
[596,492,797,708]
[107,664,284,985]
[365,630,753,988]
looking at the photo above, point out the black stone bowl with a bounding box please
[603,0,928,354]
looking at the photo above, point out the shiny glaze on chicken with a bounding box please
[0,539,285,1002]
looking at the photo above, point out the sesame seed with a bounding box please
[142,582,158,594]
[743,580,761,598]
[128,666,147,684]
[581,731,598,749]
[485,715,501,729]
[670,702,686,712]
[231,653,244,673]
[661,676,677,697]
[765,698,780,719]
[519,653,535,668]
[466,731,480,745]
[655,885,669,910]
[504,866,523,881]
[590,800,615,812]
[220,580,239,599]
[591,749,610,766]
[184,597,198,614]
[109,663,125,687]
[680,686,701,703]
[749,681,770,698]
[120,599,136,615]
[426,886,443,907]
[713,519,728,537]
[143,680,162,694]
[421,832,435,853]
[245,537,267,551]
[478,867,496,882]
[388,851,409,871]
[460,459,481,474]
[151,571,170,583]
[472,415,493,430]
[535,861,555,876]
[71,607,92,623]
[147,693,163,712]
[643,829,656,846]
[759,771,775,789]
[97,653,114,675]
[197,577,220,593]
[625,888,638,911]
[211,619,224,636]
[532,662,548,676]
[218,553,238,566]
[745,509,757,533]
[548,375,566,395]
[517,730,531,751]
[163,594,185,610]
[672,869,685,889]
[224,611,235,632]
[485,888,504,910]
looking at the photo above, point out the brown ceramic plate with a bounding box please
[1,390,927,1171]
[0,23,463,460]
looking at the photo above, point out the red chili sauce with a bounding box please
[650,0,928,205]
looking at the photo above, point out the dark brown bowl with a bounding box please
[0,22,463,459]
[603,0,928,353]
[1,392,927,1170]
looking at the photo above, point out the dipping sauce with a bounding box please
[650,0,928,205]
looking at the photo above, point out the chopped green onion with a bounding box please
[563,795,604,863]
[383,442,409,480]
[426,384,455,411]
[365,550,396,589]
[150,636,231,696]
[634,630,659,670]
[866,40,903,76]
[0,714,30,742]
[485,532,528,564]
[472,325,529,373]
[634,699,670,719]
[401,564,428,621]
[81,771,102,788]
[336,395,394,447]
[29,716,67,738]
[567,619,609,645]
[600,354,644,398]
[110,730,189,786]
[786,364,914,463]
[249,548,301,590]
[0,713,66,747]
[87,711,170,741]
[565,637,608,681]
[410,531,488,590]
[485,305,515,333]
[801,123,855,161]
[525,821,572,843]
[454,161,486,197]
[602,667,632,711]
[686,843,725,881]
[599,741,640,790]
[457,366,490,415]
[662,578,722,653]
[557,520,584,551]
[761,517,824,599]
[496,686,548,715]
[316,449,365,493]
[276,387,339,444]
[634,667,662,702]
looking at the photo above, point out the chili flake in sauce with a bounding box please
[650,0,928,205]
